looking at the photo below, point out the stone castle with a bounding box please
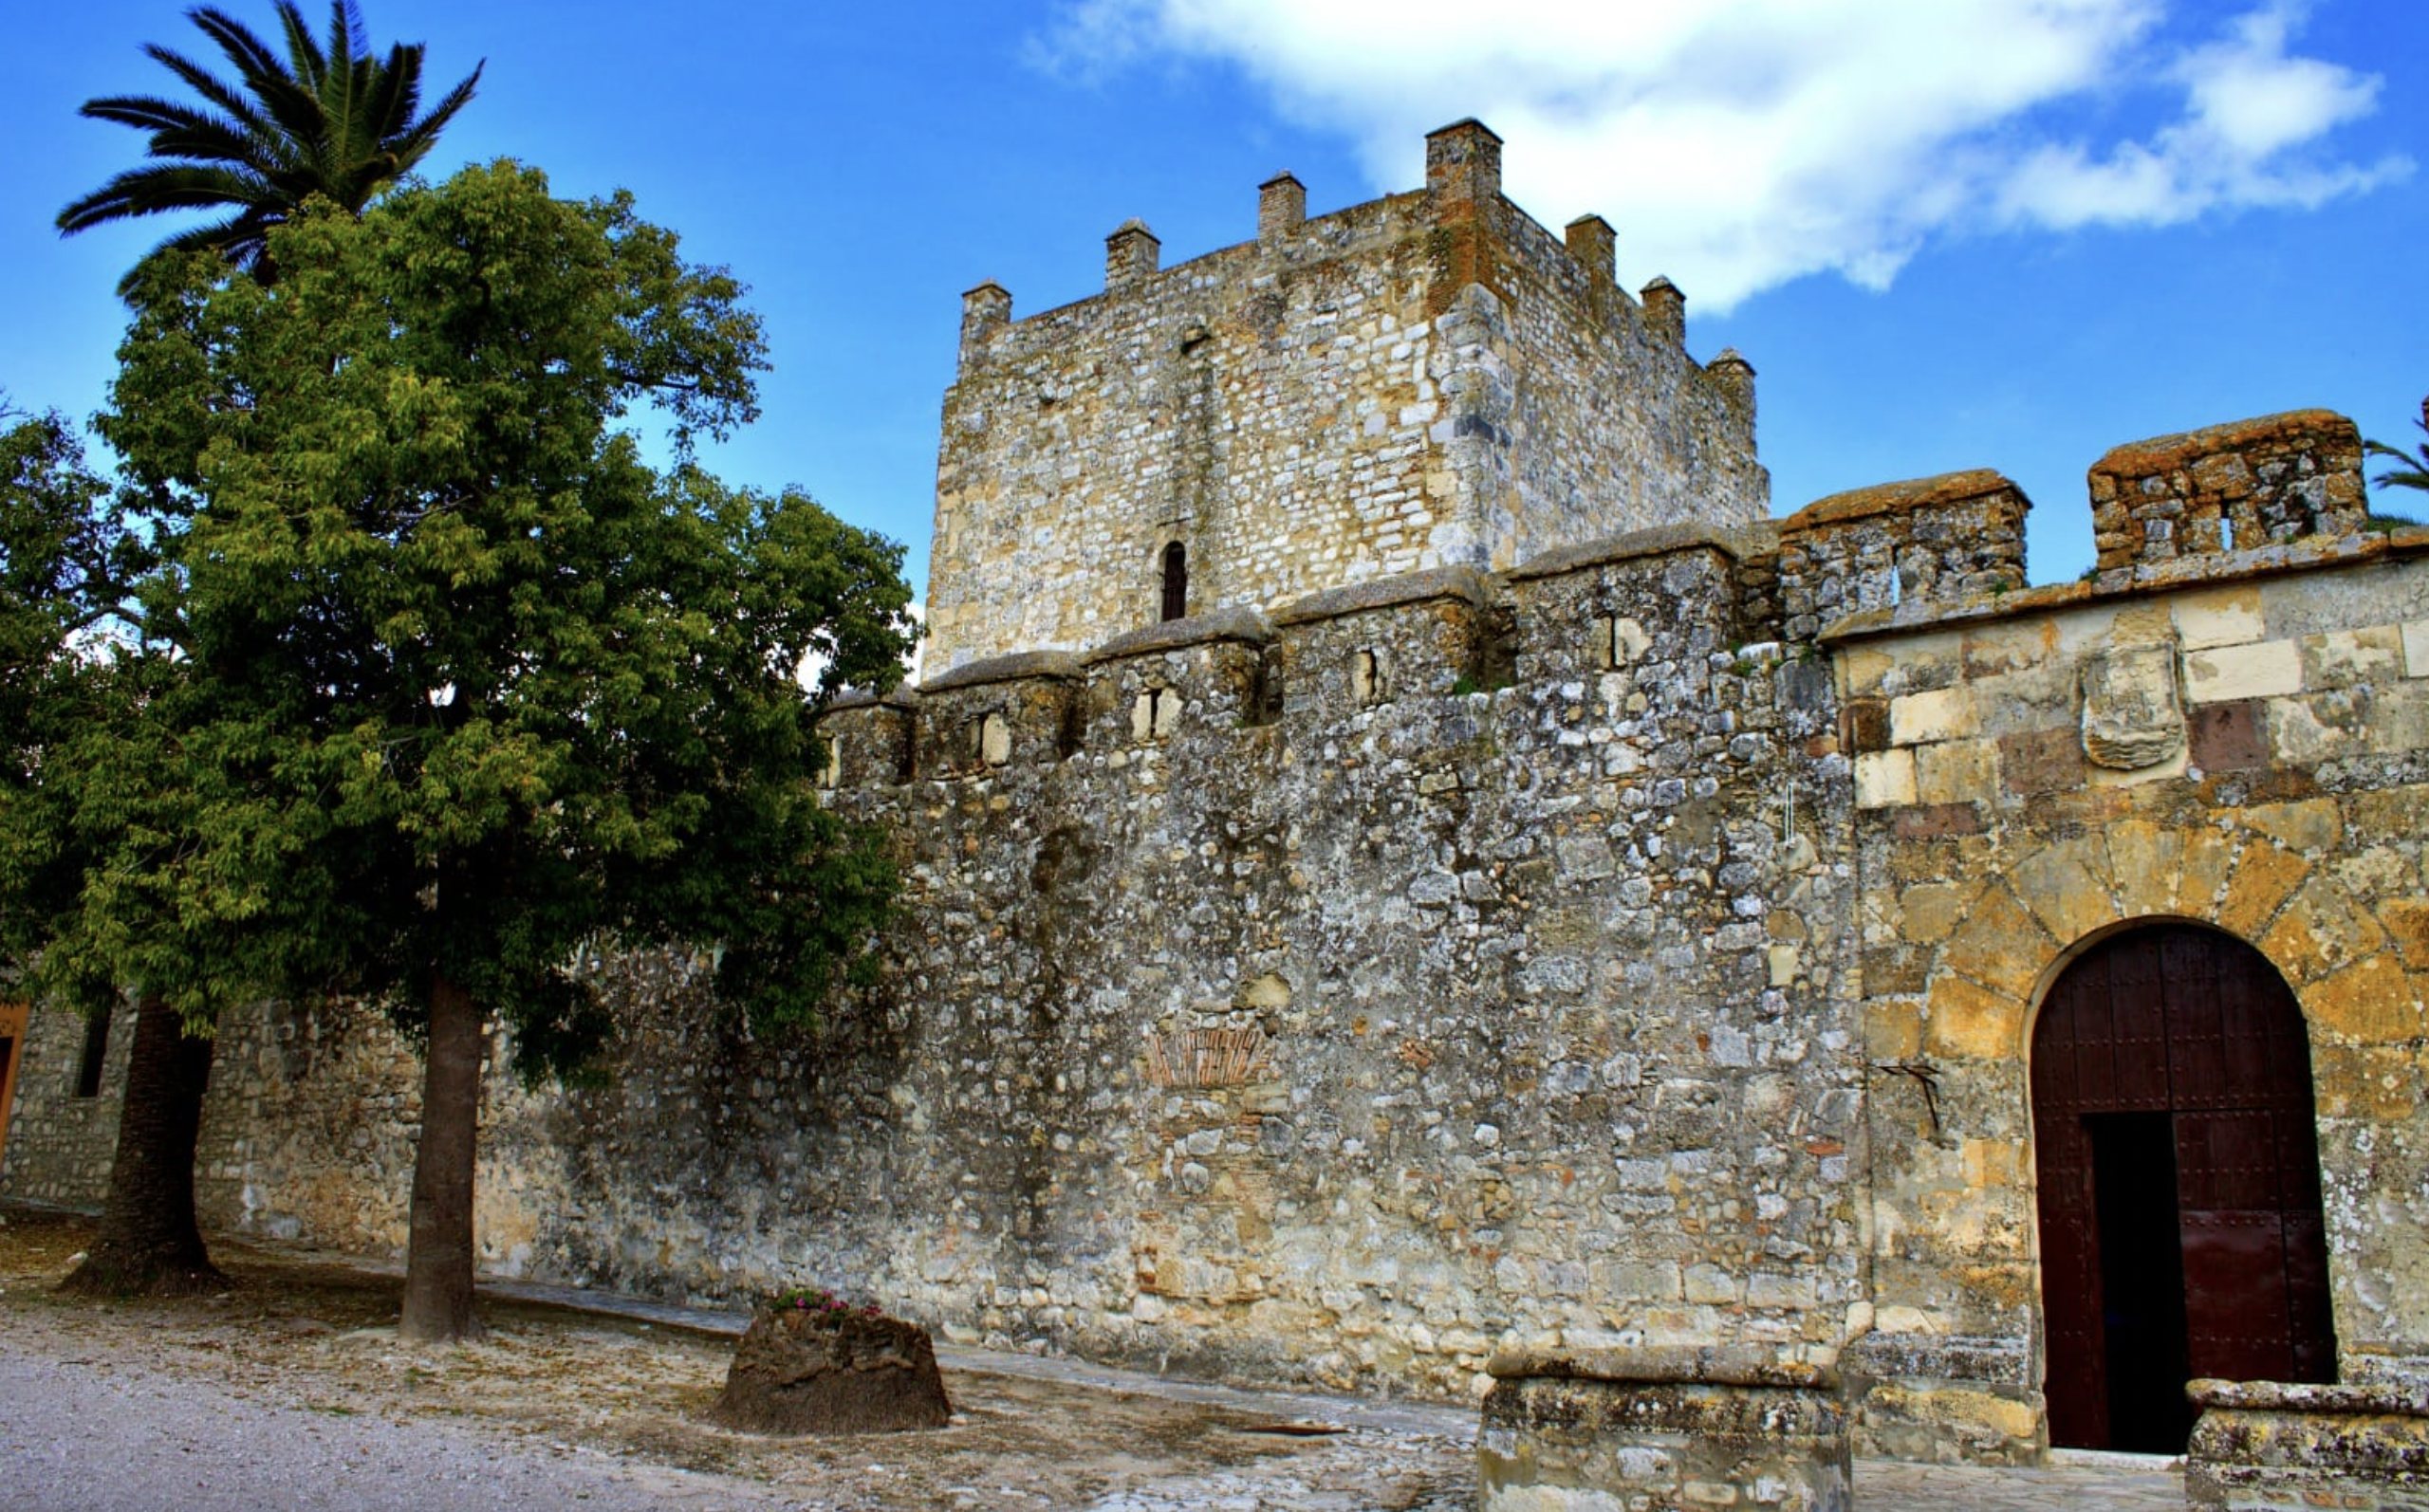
[7,120,2428,1494]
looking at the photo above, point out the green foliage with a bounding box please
[90,160,918,1073]
[0,414,126,989]
[0,410,399,1036]
[2364,397,2429,496]
[58,1,482,294]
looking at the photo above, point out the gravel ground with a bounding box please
[0,1206,2184,1511]
[0,1345,796,1512]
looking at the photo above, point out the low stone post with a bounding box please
[1479,1346,1848,1512]
[2185,1378,2429,1510]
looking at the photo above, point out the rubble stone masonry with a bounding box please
[7,127,2428,1474]
[922,120,1766,672]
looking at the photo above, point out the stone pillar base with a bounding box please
[2186,1378,2429,1511]
[1479,1347,1847,1512]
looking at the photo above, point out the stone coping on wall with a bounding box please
[825,685,918,712]
[2185,1375,2429,1506]
[1507,522,1769,583]
[1267,565,1493,627]
[2091,408,2352,478]
[1083,606,1276,664]
[1820,523,2429,645]
[1780,469,2024,533]
[2189,1378,2429,1416]
[918,650,1085,694]
[1486,1343,1838,1392]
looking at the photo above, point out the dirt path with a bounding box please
[0,1207,1474,1511]
[0,1207,2187,1510]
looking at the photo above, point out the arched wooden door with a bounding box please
[2031,924,2335,1453]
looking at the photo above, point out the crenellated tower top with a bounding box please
[925,120,1768,672]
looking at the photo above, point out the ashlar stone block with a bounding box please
[2175,585,2267,650]
[1853,749,1917,809]
[2184,639,2303,704]
[1887,686,1976,746]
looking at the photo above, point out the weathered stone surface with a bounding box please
[2186,1378,2429,1510]
[4,113,2428,1490]
[2090,411,2367,572]
[714,1299,953,1435]
[1479,1353,1848,1512]
[2079,643,2184,769]
[923,125,1763,671]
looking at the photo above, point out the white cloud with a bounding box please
[1036,0,2406,309]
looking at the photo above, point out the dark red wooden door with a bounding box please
[2031,925,2335,1452]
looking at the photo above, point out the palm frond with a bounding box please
[115,210,275,297]
[2364,402,2429,495]
[185,8,288,88]
[61,161,281,232]
[395,63,480,162]
[122,49,273,139]
[62,0,482,290]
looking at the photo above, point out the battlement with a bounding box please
[2089,409,2366,571]
[924,120,1771,672]
[868,407,2385,788]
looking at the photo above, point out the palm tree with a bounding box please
[42,1,477,1298]
[2366,397,2429,496]
[58,1,481,294]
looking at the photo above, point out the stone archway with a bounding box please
[2030,923,2335,1453]
[1859,812,2419,1462]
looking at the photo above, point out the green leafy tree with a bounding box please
[0,409,334,1294]
[58,0,480,293]
[0,415,187,1291]
[35,0,478,1296]
[104,161,917,1340]
[2365,397,2429,498]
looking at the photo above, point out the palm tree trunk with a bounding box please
[58,994,223,1297]
[399,969,485,1343]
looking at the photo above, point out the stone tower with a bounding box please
[923,120,1769,672]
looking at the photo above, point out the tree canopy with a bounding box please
[58,0,482,293]
[88,159,918,1336]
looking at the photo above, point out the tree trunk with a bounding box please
[399,970,486,1343]
[59,994,224,1297]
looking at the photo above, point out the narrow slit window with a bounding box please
[73,1001,112,1099]
[1159,542,1188,622]
[1351,650,1382,705]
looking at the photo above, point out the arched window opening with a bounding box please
[1159,542,1188,622]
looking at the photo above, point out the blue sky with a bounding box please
[4,0,2424,595]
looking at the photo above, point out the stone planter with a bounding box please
[713,1298,953,1435]
[2186,1378,2429,1511]
[1479,1346,1848,1511]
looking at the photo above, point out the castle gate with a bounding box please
[2030,924,2336,1452]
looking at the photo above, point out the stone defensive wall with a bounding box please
[924,120,1768,671]
[7,412,2428,1472]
